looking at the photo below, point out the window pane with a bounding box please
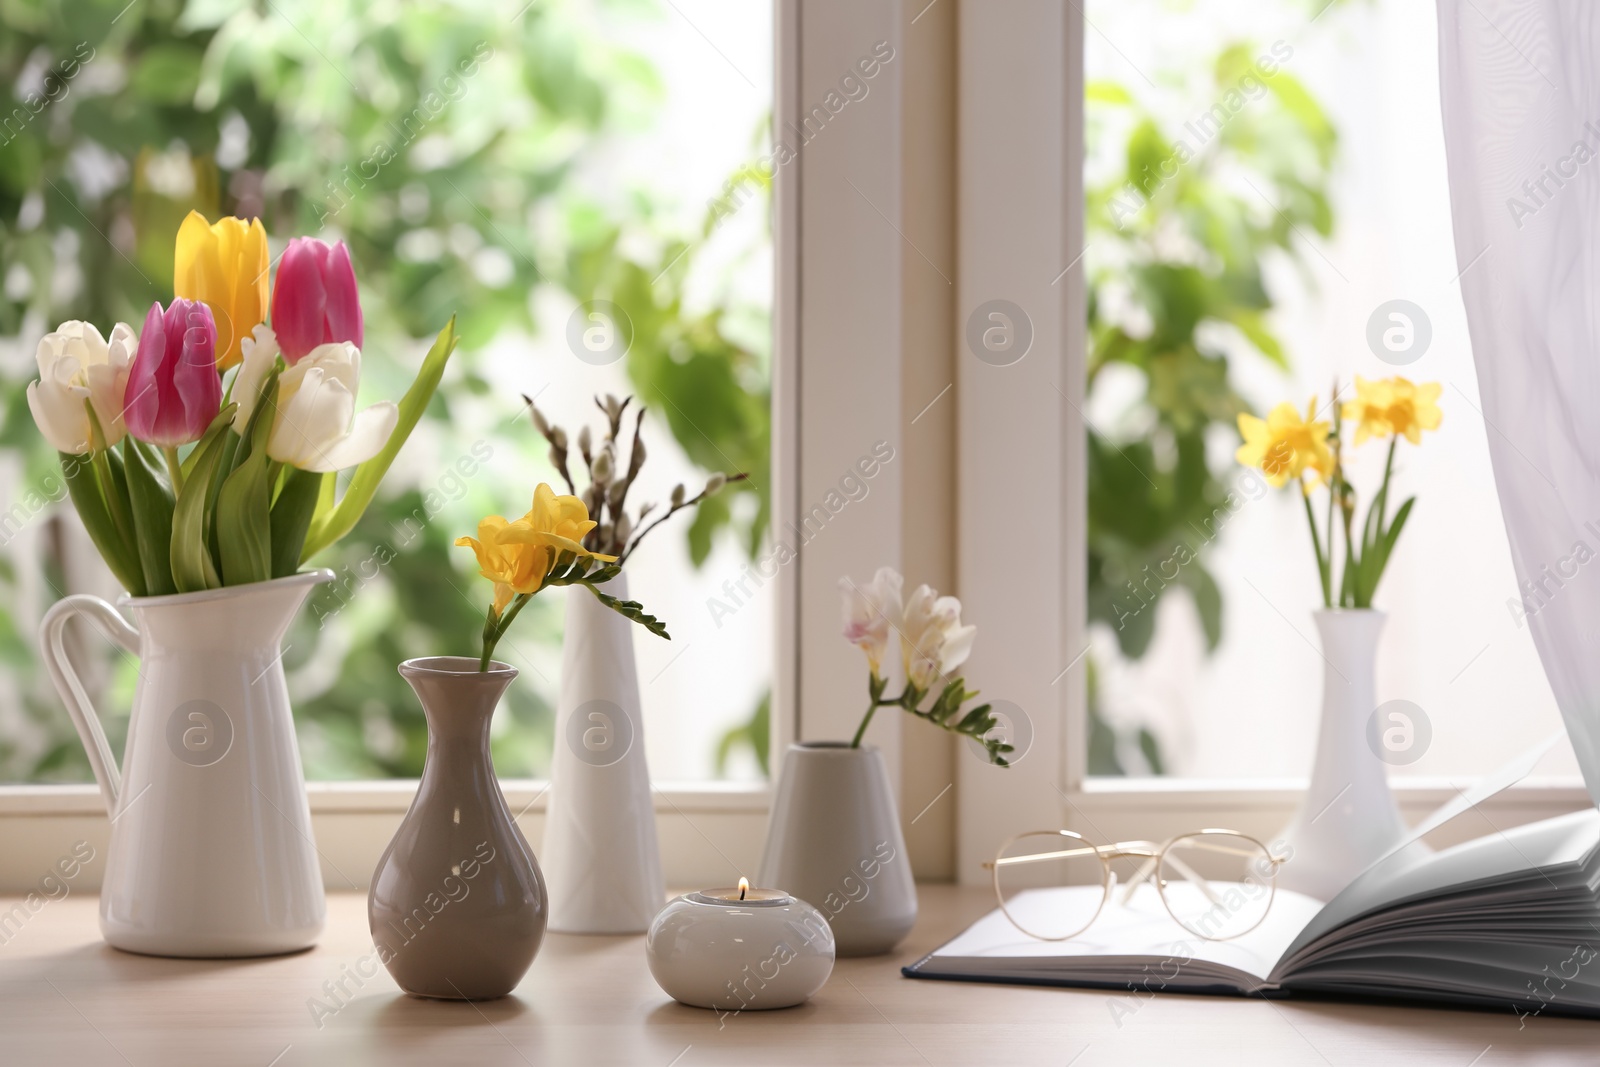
[1083,0,1576,779]
[0,0,771,784]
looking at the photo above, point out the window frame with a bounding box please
[949,0,1589,887]
[3,0,1585,897]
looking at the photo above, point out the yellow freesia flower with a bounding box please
[456,484,616,613]
[1342,376,1443,445]
[1236,399,1333,490]
[174,211,269,370]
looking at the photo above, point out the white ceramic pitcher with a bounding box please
[40,570,333,957]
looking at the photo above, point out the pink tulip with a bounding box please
[123,300,222,448]
[270,237,363,363]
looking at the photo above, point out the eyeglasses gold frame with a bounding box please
[983,828,1285,942]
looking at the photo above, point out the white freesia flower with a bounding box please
[26,321,136,454]
[839,566,903,674]
[233,335,398,472]
[899,583,977,690]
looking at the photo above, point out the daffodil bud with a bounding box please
[670,483,686,507]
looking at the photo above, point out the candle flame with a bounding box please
[738,876,749,901]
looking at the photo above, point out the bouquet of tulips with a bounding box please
[1235,375,1442,608]
[840,567,1013,766]
[24,212,456,596]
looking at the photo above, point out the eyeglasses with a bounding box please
[984,829,1286,942]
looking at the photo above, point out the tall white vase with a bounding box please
[40,570,332,957]
[1275,609,1408,901]
[543,574,665,933]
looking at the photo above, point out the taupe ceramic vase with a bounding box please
[368,656,547,999]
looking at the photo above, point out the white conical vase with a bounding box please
[1275,609,1408,901]
[542,575,665,933]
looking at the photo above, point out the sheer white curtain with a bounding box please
[1436,0,1600,804]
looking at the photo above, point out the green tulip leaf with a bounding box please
[122,439,177,596]
[270,467,325,578]
[301,315,459,563]
[170,406,237,593]
[216,412,275,586]
[61,451,144,595]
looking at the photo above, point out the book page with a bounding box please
[926,884,1326,985]
[1275,807,1600,980]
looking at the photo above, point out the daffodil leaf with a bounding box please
[122,438,176,596]
[269,468,325,578]
[301,315,459,563]
[170,407,238,592]
[1365,496,1415,603]
[61,451,144,594]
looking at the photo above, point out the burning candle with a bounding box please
[645,877,835,1011]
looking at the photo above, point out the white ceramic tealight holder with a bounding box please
[646,880,835,1011]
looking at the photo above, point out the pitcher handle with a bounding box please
[40,595,142,816]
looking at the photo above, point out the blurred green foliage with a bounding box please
[1084,40,1337,774]
[0,0,770,781]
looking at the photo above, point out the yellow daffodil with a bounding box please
[1342,376,1443,445]
[174,211,269,370]
[1235,399,1333,490]
[456,484,616,613]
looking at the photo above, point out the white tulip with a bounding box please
[839,566,903,674]
[235,337,398,472]
[229,323,280,423]
[899,583,976,690]
[26,321,136,454]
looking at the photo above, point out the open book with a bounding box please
[907,763,1600,1019]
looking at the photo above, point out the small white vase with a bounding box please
[542,574,665,933]
[40,571,332,957]
[1275,609,1408,901]
[759,743,917,956]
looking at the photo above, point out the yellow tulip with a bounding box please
[1342,376,1442,445]
[1236,399,1333,490]
[174,211,269,370]
[456,484,616,614]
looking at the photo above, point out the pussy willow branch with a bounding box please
[521,394,576,495]
[618,472,749,567]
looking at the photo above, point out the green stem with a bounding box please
[479,592,533,671]
[1374,436,1397,534]
[162,446,185,496]
[1325,433,1338,602]
[851,702,882,748]
[1302,490,1330,608]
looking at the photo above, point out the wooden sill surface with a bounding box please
[0,886,1591,1065]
